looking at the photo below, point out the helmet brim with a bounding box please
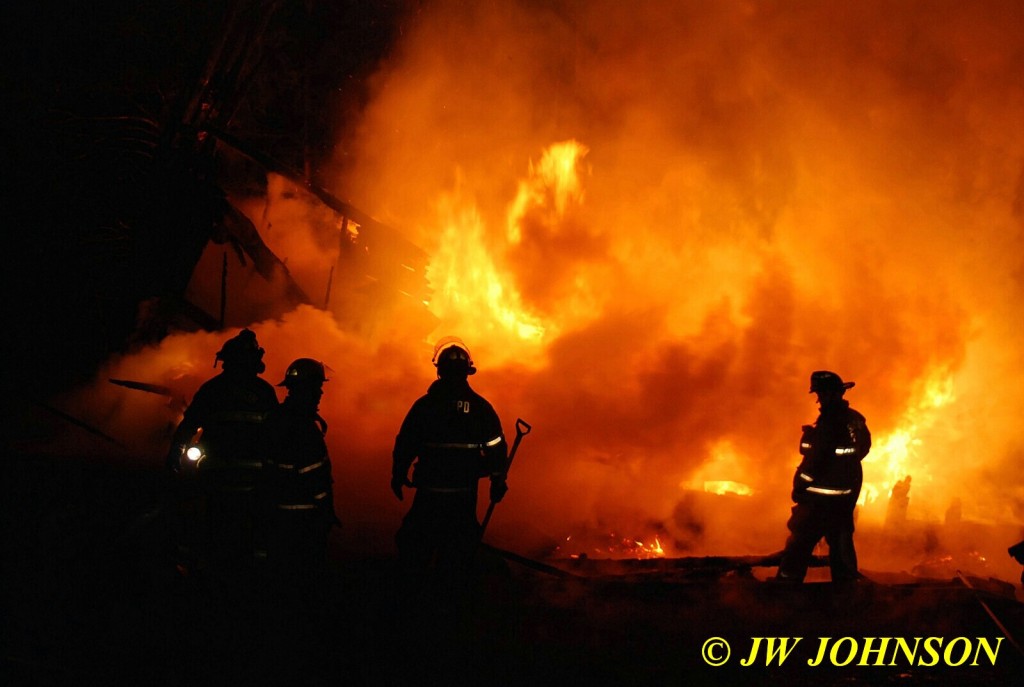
[810,381,855,393]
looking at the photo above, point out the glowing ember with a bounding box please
[555,532,668,560]
[684,441,755,498]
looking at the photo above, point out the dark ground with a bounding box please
[3,452,1023,687]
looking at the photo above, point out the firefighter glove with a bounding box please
[391,475,406,501]
[490,477,508,503]
[324,499,342,527]
[799,424,816,456]
[165,449,181,474]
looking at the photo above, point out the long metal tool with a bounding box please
[479,542,580,579]
[955,570,1024,655]
[479,418,531,537]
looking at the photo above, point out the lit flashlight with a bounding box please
[186,446,204,462]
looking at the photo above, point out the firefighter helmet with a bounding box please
[809,370,855,394]
[278,358,328,388]
[215,328,265,368]
[431,336,476,376]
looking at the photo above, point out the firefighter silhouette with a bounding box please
[165,328,279,573]
[391,337,508,585]
[1009,540,1024,587]
[776,370,872,583]
[260,358,339,592]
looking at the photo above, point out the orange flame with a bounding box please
[859,369,958,520]
[507,140,589,244]
[424,178,546,351]
[66,1,1024,581]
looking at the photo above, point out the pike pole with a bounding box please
[955,570,1024,656]
[479,418,531,538]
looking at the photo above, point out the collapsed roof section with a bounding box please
[173,128,434,340]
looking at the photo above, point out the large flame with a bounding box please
[64,1,1024,576]
[860,370,957,515]
[425,178,546,350]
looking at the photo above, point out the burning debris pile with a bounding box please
[554,532,667,561]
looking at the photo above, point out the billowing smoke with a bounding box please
[63,1,1024,578]
[330,0,1024,570]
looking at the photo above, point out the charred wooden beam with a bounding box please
[25,397,124,448]
[108,379,174,397]
[554,551,829,578]
[480,543,582,579]
[205,126,427,262]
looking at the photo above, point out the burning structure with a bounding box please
[7,0,1024,645]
